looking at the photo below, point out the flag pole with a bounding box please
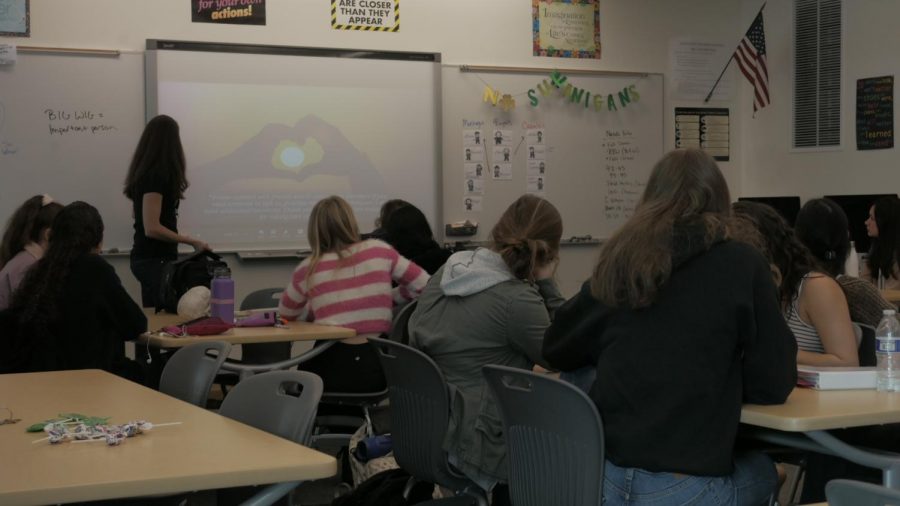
[703,1,767,103]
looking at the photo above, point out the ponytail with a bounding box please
[1,195,62,269]
[491,195,562,282]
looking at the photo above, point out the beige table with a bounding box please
[0,369,336,506]
[742,387,900,488]
[882,289,900,305]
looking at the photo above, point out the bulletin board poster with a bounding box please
[674,107,730,161]
[192,0,266,25]
[332,0,399,32]
[856,75,894,151]
[0,0,30,37]
[532,0,600,59]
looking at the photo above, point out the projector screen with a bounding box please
[146,41,441,251]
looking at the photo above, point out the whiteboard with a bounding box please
[0,51,145,252]
[441,67,663,241]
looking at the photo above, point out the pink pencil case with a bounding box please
[162,316,233,337]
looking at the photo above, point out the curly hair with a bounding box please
[0,195,63,269]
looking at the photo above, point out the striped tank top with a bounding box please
[785,274,826,353]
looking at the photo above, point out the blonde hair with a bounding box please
[591,149,731,308]
[491,195,563,282]
[305,196,361,292]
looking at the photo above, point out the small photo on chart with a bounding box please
[465,162,485,179]
[463,145,485,162]
[463,196,483,212]
[491,129,513,146]
[491,162,513,180]
[527,160,547,176]
[526,175,546,194]
[526,128,546,145]
[463,129,484,146]
[464,177,484,195]
[492,145,512,163]
[526,144,546,160]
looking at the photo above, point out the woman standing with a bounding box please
[544,149,796,506]
[863,196,900,289]
[0,195,63,309]
[124,115,209,307]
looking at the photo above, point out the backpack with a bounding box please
[331,468,435,506]
[156,250,227,314]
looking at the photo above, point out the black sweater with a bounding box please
[1,254,147,381]
[543,239,797,476]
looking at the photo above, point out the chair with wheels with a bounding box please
[159,341,232,408]
[482,364,605,506]
[368,337,488,505]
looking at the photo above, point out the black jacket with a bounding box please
[543,235,796,476]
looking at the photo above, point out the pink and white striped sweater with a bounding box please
[278,239,429,337]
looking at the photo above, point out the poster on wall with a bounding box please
[192,0,266,25]
[856,75,894,151]
[332,0,399,32]
[532,0,600,59]
[0,0,29,37]
[674,107,730,161]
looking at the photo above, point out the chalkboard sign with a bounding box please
[856,75,894,150]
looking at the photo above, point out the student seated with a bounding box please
[794,198,894,329]
[382,203,451,275]
[863,196,900,289]
[0,195,63,310]
[0,202,147,382]
[734,201,859,367]
[408,194,565,502]
[543,149,797,506]
[278,195,429,393]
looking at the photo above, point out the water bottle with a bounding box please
[210,267,235,324]
[876,309,900,392]
[844,241,859,277]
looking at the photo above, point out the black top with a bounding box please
[543,236,797,476]
[131,171,179,260]
[408,244,452,275]
[0,254,147,381]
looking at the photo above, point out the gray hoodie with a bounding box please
[408,248,565,488]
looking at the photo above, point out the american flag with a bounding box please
[734,11,769,112]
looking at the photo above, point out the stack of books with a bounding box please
[797,366,877,390]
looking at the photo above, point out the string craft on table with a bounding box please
[0,406,21,425]
[27,413,181,446]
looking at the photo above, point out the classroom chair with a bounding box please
[158,341,231,408]
[826,478,900,505]
[856,322,877,367]
[482,364,605,506]
[389,300,418,345]
[368,337,488,506]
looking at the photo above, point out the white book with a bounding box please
[797,366,877,390]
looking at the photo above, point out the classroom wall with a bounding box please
[740,0,900,204]
[3,0,743,300]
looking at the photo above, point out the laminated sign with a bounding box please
[332,0,399,32]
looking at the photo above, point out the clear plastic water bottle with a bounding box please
[210,267,235,324]
[844,241,859,278]
[876,309,900,392]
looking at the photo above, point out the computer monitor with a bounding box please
[737,196,802,226]
[824,194,897,253]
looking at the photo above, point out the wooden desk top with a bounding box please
[140,309,355,348]
[741,387,900,432]
[882,289,900,304]
[0,369,336,506]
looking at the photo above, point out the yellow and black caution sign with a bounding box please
[331,0,399,32]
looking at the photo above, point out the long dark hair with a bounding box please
[383,204,439,260]
[123,115,188,201]
[0,195,63,269]
[592,149,731,308]
[867,196,900,280]
[733,201,817,307]
[10,202,105,346]
[795,198,850,277]
[491,195,562,282]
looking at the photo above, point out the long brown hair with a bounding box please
[0,195,63,269]
[305,196,361,291]
[591,149,731,308]
[123,115,188,201]
[491,195,563,282]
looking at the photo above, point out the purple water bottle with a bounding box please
[210,266,235,323]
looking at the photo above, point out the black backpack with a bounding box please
[331,469,436,506]
[156,250,227,314]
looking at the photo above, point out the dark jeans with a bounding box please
[129,255,173,308]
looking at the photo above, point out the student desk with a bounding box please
[0,369,336,506]
[741,387,900,488]
[139,309,355,375]
[882,289,900,305]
